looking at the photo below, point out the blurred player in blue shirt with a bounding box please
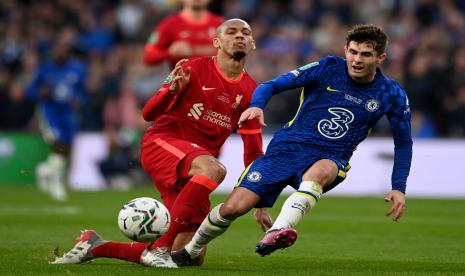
[27,41,87,201]
[172,24,412,265]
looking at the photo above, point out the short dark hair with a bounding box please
[346,24,388,54]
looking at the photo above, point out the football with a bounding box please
[117,197,170,242]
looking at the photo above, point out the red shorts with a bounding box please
[140,133,212,228]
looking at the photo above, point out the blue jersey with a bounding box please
[251,56,412,193]
[27,59,88,112]
[27,59,87,144]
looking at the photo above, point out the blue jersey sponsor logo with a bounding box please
[317,107,354,139]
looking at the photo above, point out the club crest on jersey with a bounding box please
[365,99,379,112]
[232,94,243,109]
[247,171,262,182]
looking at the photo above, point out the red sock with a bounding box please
[151,174,219,249]
[91,241,150,263]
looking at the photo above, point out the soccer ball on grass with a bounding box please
[117,197,170,242]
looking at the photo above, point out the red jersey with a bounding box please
[142,56,263,166]
[143,11,224,69]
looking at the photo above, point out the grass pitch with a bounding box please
[1,186,464,275]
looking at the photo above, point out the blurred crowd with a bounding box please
[1,0,465,139]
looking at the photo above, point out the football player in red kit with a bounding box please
[52,19,273,268]
[143,0,224,68]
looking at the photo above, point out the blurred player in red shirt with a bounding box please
[52,19,272,268]
[143,0,224,68]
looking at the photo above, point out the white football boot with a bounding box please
[51,230,106,264]
[140,247,178,268]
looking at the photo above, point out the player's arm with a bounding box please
[237,118,263,167]
[143,20,173,66]
[239,59,327,126]
[142,59,191,121]
[250,59,325,109]
[385,84,413,221]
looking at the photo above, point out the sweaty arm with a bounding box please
[237,119,264,167]
[387,85,413,193]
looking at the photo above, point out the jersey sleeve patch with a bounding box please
[290,61,320,77]
[147,32,159,44]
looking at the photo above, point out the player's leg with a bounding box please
[172,232,206,265]
[47,141,70,201]
[172,186,260,265]
[172,155,292,264]
[270,159,338,230]
[51,229,151,264]
[138,136,219,267]
[36,110,71,201]
[53,187,177,265]
[149,155,225,251]
[143,154,225,268]
[256,159,345,256]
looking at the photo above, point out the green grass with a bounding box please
[1,186,465,275]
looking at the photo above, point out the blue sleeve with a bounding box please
[387,83,412,193]
[250,59,326,109]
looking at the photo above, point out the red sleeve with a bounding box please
[142,59,194,121]
[143,44,169,66]
[142,84,172,121]
[238,119,264,167]
[143,18,174,66]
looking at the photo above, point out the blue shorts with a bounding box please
[39,106,78,146]
[236,152,350,208]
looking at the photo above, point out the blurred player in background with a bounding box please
[143,0,224,68]
[52,19,271,268]
[172,24,413,264]
[27,41,87,201]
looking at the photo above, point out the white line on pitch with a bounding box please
[0,206,81,215]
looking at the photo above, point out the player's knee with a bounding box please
[219,201,247,220]
[198,160,227,183]
[303,161,338,186]
[310,170,333,185]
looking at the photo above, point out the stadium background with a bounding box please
[0,0,464,192]
[1,1,465,275]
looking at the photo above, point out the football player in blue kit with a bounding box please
[172,24,412,264]
[27,41,87,201]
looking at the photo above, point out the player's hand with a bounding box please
[253,208,273,232]
[168,41,193,58]
[168,59,191,93]
[238,107,266,128]
[384,190,405,222]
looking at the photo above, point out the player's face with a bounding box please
[183,0,209,10]
[214,20,255,61]
[345,41,386,83]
